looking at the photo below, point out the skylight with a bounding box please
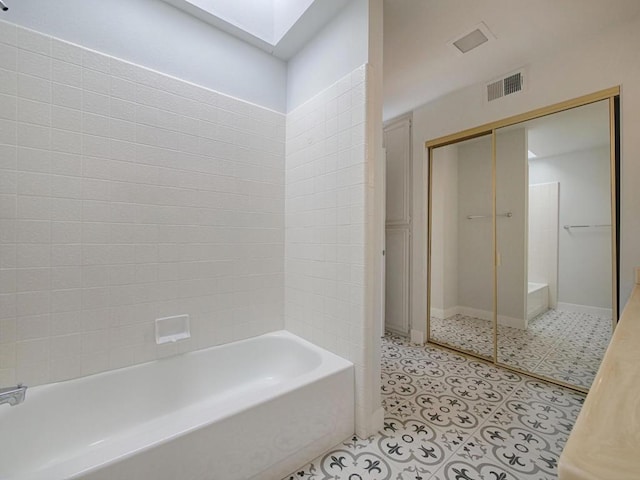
[181,0,314,45]
[162,0,349,59]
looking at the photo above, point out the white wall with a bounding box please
[411,14,640,335]
[496,128,527,325]
[1,0,287,112]
[529,147,612,309]
[430,145,458,317]
[0,21,285,387]
[284,65,375,437]
[284,0,383,437]
[456,137,493,313]
[286,0,369,111]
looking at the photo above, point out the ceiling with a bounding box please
[526,99,610,159]
[383,0,640,120]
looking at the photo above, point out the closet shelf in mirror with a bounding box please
[466,212,513,220]
[563,224,611,230]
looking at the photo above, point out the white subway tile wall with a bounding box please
[285,65,372,433]
[0,21,285,386]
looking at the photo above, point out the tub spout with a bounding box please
[0,383,27,406]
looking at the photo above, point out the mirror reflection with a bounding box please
[429,134,494,360]
[428,98,617,390]
[496,100,613,388]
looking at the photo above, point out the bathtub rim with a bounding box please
[528,282,549,294]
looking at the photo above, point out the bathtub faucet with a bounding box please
[0,383,27,406]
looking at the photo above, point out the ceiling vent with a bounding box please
[453,29,488,53]
[486,70,525,102]
[448,21,495,55]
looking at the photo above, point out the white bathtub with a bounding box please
[527,282,550,320]
[0,331,354,480]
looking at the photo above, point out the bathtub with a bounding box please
[0,331,354,480]
[527,282,550,320]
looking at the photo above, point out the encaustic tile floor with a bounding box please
[283,333,585,480]
[430,309,610,389]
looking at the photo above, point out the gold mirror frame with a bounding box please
[425,87,620,394]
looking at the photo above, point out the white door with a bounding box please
[383,117,412,335]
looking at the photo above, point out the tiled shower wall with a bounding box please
[285,65,372,432]
[0,21,285,386]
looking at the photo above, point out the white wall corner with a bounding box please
[410,329,425,345]
[356,406,385,438]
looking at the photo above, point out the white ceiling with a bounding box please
[526,99,610,159]
[383,0,640,120]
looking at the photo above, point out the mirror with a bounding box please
[429,134,494,360]
[496,100,614,389]
[427,90,618,392]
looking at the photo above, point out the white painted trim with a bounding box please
[557,302,612,317]
[456,306,492,321]
[430,306,459,320]
[527,304,548,321]
[498,314,527,330]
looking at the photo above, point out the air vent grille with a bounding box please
[487,71,524,102]
[504,72,523,95]
[487,80,503,102]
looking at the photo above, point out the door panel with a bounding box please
[383,117,412,335]
[385,228,410,334]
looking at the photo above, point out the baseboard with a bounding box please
[498,314,527,329]
[456,306,492,321]
[528,305,548,321]
[430,306,459,319]
[557,302,612,317]
[437,306,526,328]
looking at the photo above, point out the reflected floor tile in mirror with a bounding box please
[430,309,610,388]
[499,310,611,389]
[430,314,494,358]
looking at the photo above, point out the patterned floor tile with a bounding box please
[431,309,610,388]
[283,335,586,480]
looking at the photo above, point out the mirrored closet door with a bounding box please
[495,100,615,388]
[427,89,619,392]
[429,134,495,360]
